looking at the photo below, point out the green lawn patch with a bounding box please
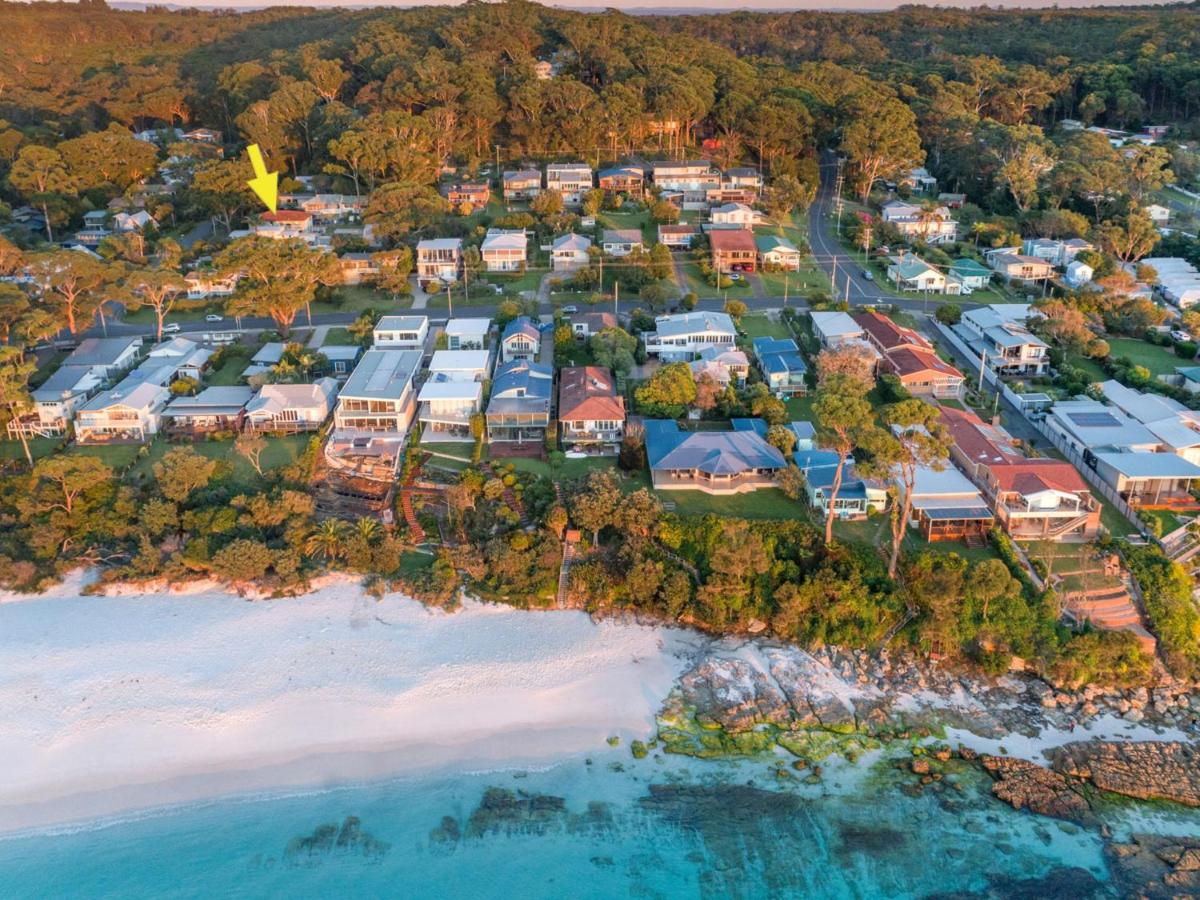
[123,433,311,485]
[312,285,407,316]
[66,443,143,470]
[1104,337,1182,377]
[398,550,435,576]
[321,327,359,346]
[0,437,61,462]
[738,314,790,340]
[1140,507,1187,537]
[655,487,809,520]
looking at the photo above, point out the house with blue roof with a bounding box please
[486,359,553,447]
[501,316,541,363]
[791,422,887,519]
[644,419,786,494]
[751,337,808,397]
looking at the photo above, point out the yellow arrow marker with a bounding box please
[245,144,278,213]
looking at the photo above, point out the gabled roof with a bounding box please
[990,459,1090,496]
[852,311,930,351]
[708,229,757,252]
[755,235,799,254]
[552,232,592,253]
[416,238,462,252]
[67,337,142,368]
[165,386,253,416]
[645,419,785,475]
[502,316,540,343]
[939,405,1022,467]
[488,359,553,413]
[653,311,736,338]
[887,345,963,381]
[262,210,311,225]
[481,231,528,253]
[572,311,618,332]
[245,379,338,417]
[603,228,643,244]
[558,366,625,422]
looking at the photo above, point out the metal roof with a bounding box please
[340,349,421,401]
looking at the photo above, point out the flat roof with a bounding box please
[375,315,428,332]
[340,349,422,401]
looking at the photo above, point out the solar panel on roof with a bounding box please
[1067,412,1121,427]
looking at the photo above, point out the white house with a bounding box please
[886,254,949,293]
[810,311,864,348]
[75,378,170,444]
[428,350,491,382]
[444,318,490,350]
[146,337,213,381]
[244,379,339,433]
[10,366,100,438]
[957,305,1050,376]
[417,378,483,442]
[710,202,758,229]
[551,233,592,272]
[1065,260,1094,287]
[481,230,528,272]
[880,201,958,245]
[112,210,156,233]
[416,238,463,285]
[333,349,423,437]
[643,311,737,361]
[602,229,643,257]
[755,235,801,271]
[373,316,428,349]
[185,270,240,300]
[1146,204,1172,226]
[500,316,541,363]
[545,164,593,206]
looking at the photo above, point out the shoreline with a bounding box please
[0,574,703,835]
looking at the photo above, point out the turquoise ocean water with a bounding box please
[3,745,1175,900]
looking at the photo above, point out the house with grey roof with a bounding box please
[332,349,423,438]
[244,379,338,433]
[63,336,144,381]
[486,359,553,447]
[74,373,170,444]
[242,342,286,380]
[146,337,213,381]
[373,315,428,349]
[500,316,541,363]
[886,254,950,293]
[163,386,253,436]
[551,233,592,271]
[481,229,528,272]
[601,229,644,257]
[643,311,737,361]
[957,305,1049,376]
[645,418,786,494]
[502,169,541,201]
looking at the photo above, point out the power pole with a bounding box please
[614,281,619,318]
[833,158,845,233]
[783,271,789,307]
[446,281,453,318]
[978,348,988,393]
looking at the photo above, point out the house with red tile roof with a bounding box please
[851,311,964,398]
[558,367,625,453]
[939,405,1101,541]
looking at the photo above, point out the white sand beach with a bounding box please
[0,574,701,833]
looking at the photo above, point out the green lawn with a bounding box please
[598,209,654,244]
[1064,353,1108,383]
[206,351,251,386]
[1104,337,1184,376]
[498,455,624,482]
[321,327,360,346]
[758,266,830,299]
[1141,507,1187,537]
[123,433,311,485]
[739,314,790,340]
[655,487,809,520]
[311,285,407,316]
[398,550,435,576]
[0,437,62,463]
[66,443,143,470]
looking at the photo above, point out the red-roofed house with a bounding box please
[260,210,314,235]
[940,405,1101,540]
[709,229,757,273]
[558,366,626,453]
[852,311,931,353]
[882,345,964,398]
[985,460,1102,541]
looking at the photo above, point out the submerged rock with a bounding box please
[1105,833,1200,899]
[284,816,389,863]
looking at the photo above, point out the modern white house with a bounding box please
[373,316,428,349]
[1065,260,1094,287]
[500,316,541,363]
[332,349,423,438]
[957,305,1050,376]
[243,379,339,433]
[481,229,528,272]
[416,238,463,285]
[545,164,593,205]
[880,201,958,244]
[444,318,490,350]
[643,311,738,361]
[75,377,171,444]
[427,350,491,382]
[417,378,483,442]
[810,311,864,348]
[551,233,592,272]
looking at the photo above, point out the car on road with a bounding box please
[862,270,874,281]
[162,323,181,334]
[561,305,578,314]
[727,273,744,282]
[1171,329,1194,343]
[205,314,224,323]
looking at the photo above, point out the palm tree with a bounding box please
[354,517,380,545]
[305,520,348,561]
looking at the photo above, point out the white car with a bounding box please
[205,314,224,323]
[561,305,578,314]
[162,323,181,334]
[1171,329,1194,343]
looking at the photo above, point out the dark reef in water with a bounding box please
[429,787,615,846]
[284,816,389,864]
[925,865,1108,900]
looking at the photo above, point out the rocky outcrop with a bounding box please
[678,657,792,731]
[1106,834,1200,899]
[1051,741,1200,806]
[980,756,1091,823]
